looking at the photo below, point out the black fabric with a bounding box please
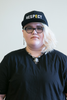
[0,48,67,100]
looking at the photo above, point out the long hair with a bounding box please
[41,24,57,54]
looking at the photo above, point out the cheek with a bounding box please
[42,35,44,39]
[24,34,31,41]
[40,34,44,41]
[23,31,28,39]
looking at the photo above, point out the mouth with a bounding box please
[31,36,39,39]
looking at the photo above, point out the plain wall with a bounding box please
[0,0,67,61]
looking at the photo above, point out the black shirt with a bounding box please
[0,48,67,100]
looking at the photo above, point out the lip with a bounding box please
[31,36,39,39]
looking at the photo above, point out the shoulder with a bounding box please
[47,49,67,62]
[49,49,67,56]
[1,48,26,62]
[6,48,26,56]
[52,49,67,57]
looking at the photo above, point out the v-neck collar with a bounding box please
[24,48,45,65]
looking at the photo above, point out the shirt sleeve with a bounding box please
[0,56,9,94]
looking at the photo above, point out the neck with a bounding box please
[26,46,42,57]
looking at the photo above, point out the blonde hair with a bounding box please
[41,24,57,54]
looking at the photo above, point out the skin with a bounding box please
[22,22,45,57]
[0,94,6,100]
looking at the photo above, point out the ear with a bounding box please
[22,30,24,33]
[22,30,24,37]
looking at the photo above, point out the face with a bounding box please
[22,22,44,49]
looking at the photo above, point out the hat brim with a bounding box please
[21,18,48,28]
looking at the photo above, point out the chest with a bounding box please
[9,55,62,86]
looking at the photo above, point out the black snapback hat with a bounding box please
[21,10,48,27]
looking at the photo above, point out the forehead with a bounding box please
[24,22,43,27]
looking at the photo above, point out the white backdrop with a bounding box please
[0,0,67,62]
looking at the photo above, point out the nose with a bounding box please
[32,29,37,34]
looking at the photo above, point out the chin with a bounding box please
[31,43,42,47]
[31,42,40,46]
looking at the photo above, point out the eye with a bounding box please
[25,26,32,30]
[37,26,43,30]
[27,27,32,30]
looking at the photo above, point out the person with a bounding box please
[0,10,67,100]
